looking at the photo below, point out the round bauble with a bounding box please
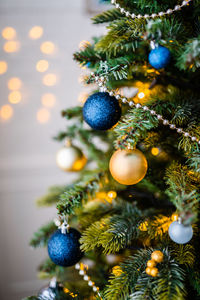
[56,145,87,172]
[38,281,78,300]
[83,92,121,130]
[168,221,193,244]
[150,267,159,277]
[145,267,152,276]
[48,228,83,267]
[149,46,171,69]
[109,148,148,185]
[147,260,156,268]
[151,250,164,263]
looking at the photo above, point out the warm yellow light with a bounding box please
[151,147,160,156]
[42,73,57,86]
[0,61,8,74]
[40,41,55,54]
[29,26,43,39]
[138,92,145,99]
[171,213,179,221]
[37,108,50,123]
[2,27,16,40]
[112,266,123,277]
[139,221,148,231]
[8,91,22,104]
[4,41,20,53]
[79,40,91,50]
[107,191,117,199]
[41,93,56,108]
[0,104,13,120]
[36,60,49,72]
[8,77,22,90]
[78,92,88,104]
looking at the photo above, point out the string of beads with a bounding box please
[90,72,200,145]
[111,0,192,20]
[75,263,102,298]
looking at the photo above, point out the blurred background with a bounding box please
[0,0,107,299]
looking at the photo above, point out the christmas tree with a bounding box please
[25,0,200,299]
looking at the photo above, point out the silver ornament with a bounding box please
[168,221,193,244]
[56,145,87,172]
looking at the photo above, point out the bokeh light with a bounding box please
[8,77,22,90]
[2,27,16,40]
[151,147,160,156]
[79,40,91,50]
[78,92,88,104]
[36,60,49,72]
[29,26,43,39]
[0,61,8,74]
[4,41,20,53]
[8,91,22,104]
[40,41,55,54]
[41,93,56,107]
[42,73,57,86]
[138,92,145,99]
[37,108,50,123]
[0,104,13,121]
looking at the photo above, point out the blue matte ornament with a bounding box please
[48,228,83,267]
[148,46,171,69]
[168,221,193,244]
[83,92,121,130]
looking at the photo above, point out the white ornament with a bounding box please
[56,145,86,172]
[168,221,193,244]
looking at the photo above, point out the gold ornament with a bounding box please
[145,267,152,276]
[151,251,164,263]
[147,260,156,268]
[149,267,159,277]
[109,149,148,185]
[56,144,87,172]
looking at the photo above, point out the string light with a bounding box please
[41,93,56,108]
[4,41,20,53]
[8,77,22,90]
[37,108,50,123]
[8,91,22,104]
[151,147,160,156]
[138,92,145,99]
[29,26,43,39]
[42,73,57,86]
[0,61,8,74]
[36,60,49,72]
[0,104,13,121]
[2,27,16,40]
[40,41,55,54]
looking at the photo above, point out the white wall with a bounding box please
[0,1,104,299]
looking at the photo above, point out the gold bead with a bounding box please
[150,267,159,277]
[147,260,156,268]
[145,267,152,275]
[109,149,148,185]
[151,251,164,263]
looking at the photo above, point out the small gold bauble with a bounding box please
[147,260,156,268]
[150,267,159,277]
[151,251,164,263]
[109,149,148,185]
[145,267,152,275]
[56,145,87,172]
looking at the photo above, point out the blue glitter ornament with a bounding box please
[168,221,193,244]
[148,46,171,69]
[83,92,121,130]
[48,228,83,267]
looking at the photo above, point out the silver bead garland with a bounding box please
[90,72,200,145]
[111,0,192,20]
[75,263,102,297]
